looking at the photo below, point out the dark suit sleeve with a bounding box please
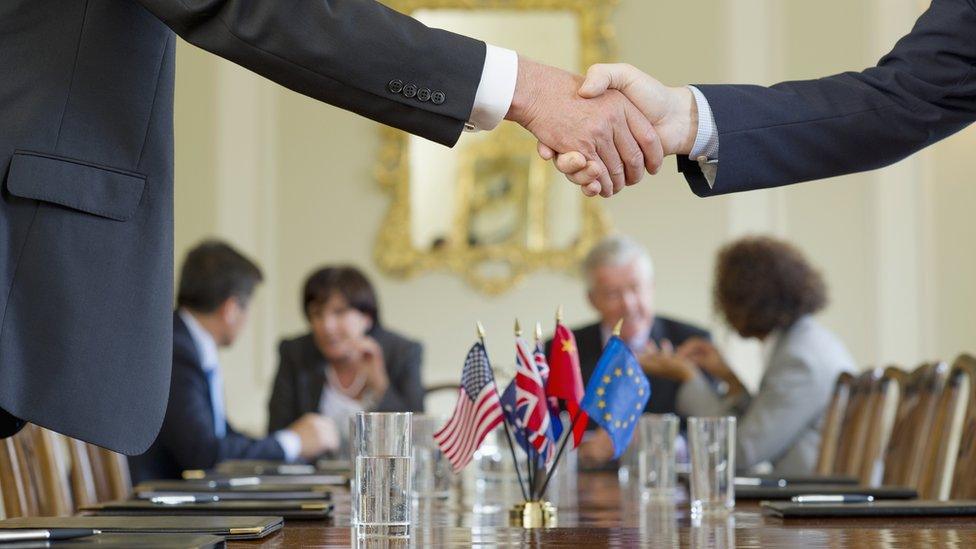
[375,340,424,413]
[267,340,300,433]
[679,0,976,195]
[135,0,487,146]
[158,360,283,472]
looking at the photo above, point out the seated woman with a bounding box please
[267,266,423,453]
[643,236,855,475]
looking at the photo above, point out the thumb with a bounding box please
[578,63,636,98]
[537,141,556,160]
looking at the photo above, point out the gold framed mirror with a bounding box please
[375,0,616,295]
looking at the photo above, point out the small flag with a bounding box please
[534,341,563,443]
[548,322,587,447]
[434,342,505,472]
[512,337,554,463]
[580,335,651,459]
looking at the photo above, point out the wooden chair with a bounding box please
[815,372,855,475]
[66,438,99,508]
[0,436,37,518]
[923,354,976,499]
[22,425,74,516]
[947,354,976,499]
[89,445,132,501]
[833,368,893,480]
[855,367,904,485]
[880,361,950,492]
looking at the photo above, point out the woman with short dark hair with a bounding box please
[267,266,423,455]
[641,236,855,474]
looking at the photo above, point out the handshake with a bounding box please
[505,59,698,198]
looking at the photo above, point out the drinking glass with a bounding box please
[688,416,736,516]
[410,415,451,499]
[637,414,679,500]
[354,412,413,538]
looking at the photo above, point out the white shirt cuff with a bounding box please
[466,44,518,132]
[688,86,719,188]
[274,430,302,463]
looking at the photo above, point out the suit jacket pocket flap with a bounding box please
[6,151,146,221]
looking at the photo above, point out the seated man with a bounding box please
[129,241,337,484]
[647,236,856,475]
[553,235,710,468]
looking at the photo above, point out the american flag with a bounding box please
[434,343,504,472]
[515,338,554,463]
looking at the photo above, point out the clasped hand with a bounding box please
[507,60,696,198]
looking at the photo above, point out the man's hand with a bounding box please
[289,413,340,460]
[505,58,664,198]
[638,338,696,383]
[538,63,699,191]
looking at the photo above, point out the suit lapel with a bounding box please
[302,336,328,414]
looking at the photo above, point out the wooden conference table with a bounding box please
[227,472,976,547]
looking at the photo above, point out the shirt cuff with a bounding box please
[466,44,518,132]
[688,85,719,188]
[274,430,302,463]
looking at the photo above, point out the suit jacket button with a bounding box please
[431,91,446,105]
[388,79,404,94]
[417,88,431,102]
[402,83,418,98]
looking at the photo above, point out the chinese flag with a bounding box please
[547,322,587,447]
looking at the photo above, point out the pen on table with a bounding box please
[0,529,101,542]
[735,476,787,488]
[791,494,875,504]
[151,494,220,504]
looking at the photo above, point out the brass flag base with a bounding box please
[509,501,558,528]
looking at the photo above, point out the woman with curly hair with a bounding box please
[641,236,855,474]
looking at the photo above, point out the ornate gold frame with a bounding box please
[374,0,616,295]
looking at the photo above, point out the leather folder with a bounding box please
[80,500,332,521]
[762,499,976,518]
[736,484,917,500]
[0,516,282,541]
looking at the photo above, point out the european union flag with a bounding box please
[580,336,651,459]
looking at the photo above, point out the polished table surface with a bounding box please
[228,472,976,547]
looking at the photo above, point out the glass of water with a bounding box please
[638,414,679,501]
[354,412,412,538]
[410,415,451,499]
[688,416,736,516]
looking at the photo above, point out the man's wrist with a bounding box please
[505,57,545,126]
[671,86,698,156]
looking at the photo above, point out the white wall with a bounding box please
[172,0,976,435]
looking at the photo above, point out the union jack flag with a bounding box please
[510,337,554,463]
[534,341,563,442]
[434,343,504,472]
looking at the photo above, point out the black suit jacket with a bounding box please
[678,0,976,196]
[0,1,484,452]
[128,313,285,485]
[267,327,424,433]
[553,317,710,420]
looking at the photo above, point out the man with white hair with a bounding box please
[559,235,709,467]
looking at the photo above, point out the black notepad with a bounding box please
[736,484,917,500]
[135,480,339,493]
[80,500,333,520]
[134,489,330,502]
[737,474,860,486]
[0,516,282,541]
[0,533,225,548]
[762,499,976,518]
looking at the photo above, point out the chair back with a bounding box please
[22,425,74,516]
[66,438,99,508]
[922,355,976,499]
[856,367,904,485]
[948,355,976,499]
[0,436,37,518]
[815,372,854,475]
[881,362,950,490]
[834,368,890,479]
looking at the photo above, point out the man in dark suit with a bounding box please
[543,0,976,197]
[549,235,709,467]
[0,1,662,452]
[128,241,337,484]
